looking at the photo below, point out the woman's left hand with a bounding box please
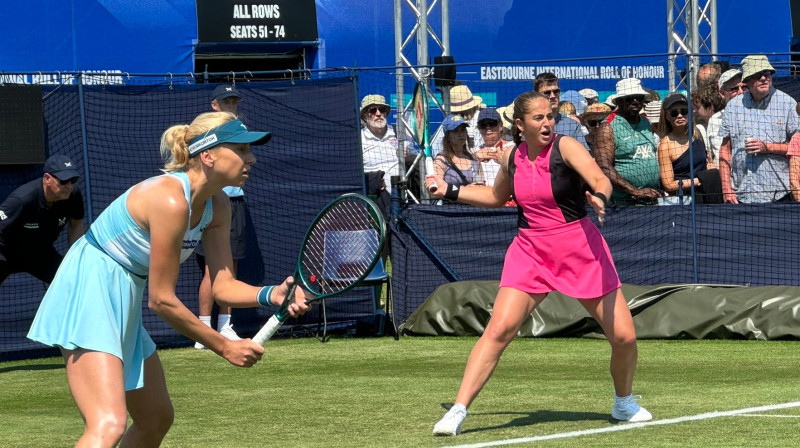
[585,191,606,226]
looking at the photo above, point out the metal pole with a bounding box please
[76,72,94,222]
[394,0,407,191]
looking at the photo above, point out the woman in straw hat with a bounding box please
[431,84,485,156]
[580,102,612,153]
[28,111,310,446]
[426,91,651,436]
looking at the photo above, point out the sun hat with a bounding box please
[642,100,663,123]
[740,55,775,80]
[718,69,743,89]
[187,119,272,157]
[613,78,648,103]
[449,85,482,112]
[496,102,514,130]
[560,90,588,115]
[360,94,391,115]
[43,154,80,181]
[441,114,470,132]
[662,92,687,112]
[212,84,241,101]
[578,88,599,100]
[581,103,611,118]
[604,94,618,108]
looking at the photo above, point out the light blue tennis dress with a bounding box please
[28,172,213,390]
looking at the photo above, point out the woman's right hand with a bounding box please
[222,339,265,368]
[425,174,447,199]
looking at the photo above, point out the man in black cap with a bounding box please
[0,154,85,286]
[211,84,241,114]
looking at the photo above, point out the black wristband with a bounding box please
[593,192,608,207]
[444,183,460,201]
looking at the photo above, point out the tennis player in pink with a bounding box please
[426,91,651,436]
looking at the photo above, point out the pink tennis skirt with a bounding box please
[499,217,621,299]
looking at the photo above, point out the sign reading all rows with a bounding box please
[196,0,318,43]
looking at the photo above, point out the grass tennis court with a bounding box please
[1,337,799,447]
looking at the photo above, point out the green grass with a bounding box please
[2,338,800,447]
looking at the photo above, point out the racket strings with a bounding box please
[299,198,383,296]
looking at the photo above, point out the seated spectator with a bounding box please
[707,69,745,166]
[533,72,588,149]
[431,84,484,156]
[691,87,725,153]
[433,115,483,200]
[719,55,797,204]
[474,108,515,186]
[595,78,662,205]
[578,88,599,106]
[360,94,402,192]
[656,93,722,203]
[789,103,800,201]
[580,103,611,154]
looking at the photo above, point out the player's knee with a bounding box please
[138,401,175,435]
[483,323,517,345]
[608,332,637,349]
[89,411,128,442]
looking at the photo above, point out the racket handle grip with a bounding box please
[425,158,437,192]
[253,314,282,345]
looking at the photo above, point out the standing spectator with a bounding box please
[707,69,745,165]
[594,78,662,205]
[579,88,599,106]
[656,93,721,203]
[425,91,651,436]
[195,84,254,347]
[580,103,612,154]
[474,108,514,186]
[360,94,401,191]
[0,154,85,287]
[28,112,310,446]
[691,87,725,152]
[719,55,798,204]
[431,85,484,156]
[533,73,588,149]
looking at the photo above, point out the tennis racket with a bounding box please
[253,193,386,345]
[411,81,436,192]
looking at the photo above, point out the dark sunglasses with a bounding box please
[669,108,689,118]
[541,88,561,97]
[586,119,604,127]
[368,106,390,115]
[621,95,646,103]
[728,84,747,94]
[478,120,499,129]
[747,70,773,81]
[58,176,79,185]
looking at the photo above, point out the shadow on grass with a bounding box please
[439,402,611,434]
[0,363,63,374]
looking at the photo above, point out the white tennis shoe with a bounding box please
[433,404,468,436]
[193,341,206,350]
[219,323,242,341]
[611,395,652,422]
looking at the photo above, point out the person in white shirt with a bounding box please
[360,94,402,191]
[431,84,484,157]
[707,69,745,165]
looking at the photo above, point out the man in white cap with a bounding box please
[0,154,85,287]
[594,78,662,205]
[719,55,798,203]
[579,88,599,106]
[705,69,746,165]
[533,73,588,150]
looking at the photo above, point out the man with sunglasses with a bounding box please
[0,154,85,287]
[360,94,404,192]
[719,55,798,204]
[594,78,662,205]
[706,69,746,166]
[533,72,588,150]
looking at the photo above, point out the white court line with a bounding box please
[442,401,800,448]
[738,414,800,418]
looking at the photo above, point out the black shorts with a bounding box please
[195,196,248,260]
[0,247,63,286]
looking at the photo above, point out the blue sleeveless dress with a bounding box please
[28,172,213,390]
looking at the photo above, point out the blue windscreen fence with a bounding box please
[0,72,375,360]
